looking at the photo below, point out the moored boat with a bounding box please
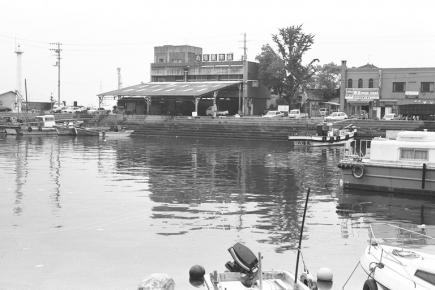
[4,115,58,136]
[189,243,317,290]
[359,223,435,290]
[288,123,356,147]
[101,129,134,139]
[338,130,435,195]
[75,127,101,137]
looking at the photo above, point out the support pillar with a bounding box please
[238,83,242,114]
[145,96,151,114]
[213,91,218,118]
[194,97,199,114]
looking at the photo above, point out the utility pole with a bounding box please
[50,42,62,107]
[242,33,248,116]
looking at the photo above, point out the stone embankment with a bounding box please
[2,112,435,141]
[97,115,435,141]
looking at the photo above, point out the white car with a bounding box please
[325,112,348,121]
[383,113,396,120]
[262,111,284,118]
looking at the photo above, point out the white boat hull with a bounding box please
[205,270,311,290]
[339,162,435,195]
[288,130,356,147]
[360,245,435,290]
[101,130,133,139]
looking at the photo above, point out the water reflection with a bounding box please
[337,189,435,226]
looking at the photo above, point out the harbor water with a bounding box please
[1,135,435,290]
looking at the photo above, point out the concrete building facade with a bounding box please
[149,45,269,115]
[340,61,435,119]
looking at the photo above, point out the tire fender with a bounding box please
[352,164,365,179]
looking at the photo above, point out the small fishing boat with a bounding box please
[288,123,356,147]
[101,127,134,139]
[338,130,435,195]
[188,243,317,290]
[5,115,58,136]
[74,127,101,137]
[360,223,435,290]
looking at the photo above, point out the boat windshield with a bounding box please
[415,270,435,286]
[369,223,435,249]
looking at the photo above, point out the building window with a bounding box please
[158,58,165,63]
[347,79,353,88]
[358,79,363,88]
[421,82,434,93]
[393,82,406,92]
[400,148,428,161]
[369,78,374,88]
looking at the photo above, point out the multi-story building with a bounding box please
[100,45,269,116]
[340,61,435,119]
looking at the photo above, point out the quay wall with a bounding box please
[3,112,435,140]
[97,115,435,141]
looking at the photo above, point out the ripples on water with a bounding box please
[0,135,435,289]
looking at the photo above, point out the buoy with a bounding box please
[189,264,205,287]
[317,267,333,282]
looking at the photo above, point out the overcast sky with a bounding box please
[1,0,435,106]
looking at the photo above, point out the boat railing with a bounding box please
[344,139,371,159]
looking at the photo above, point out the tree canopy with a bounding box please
[255,44,286,96]
[311,62,341,100]
[256,25,319,104]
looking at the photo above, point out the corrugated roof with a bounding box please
[98,81,241,97]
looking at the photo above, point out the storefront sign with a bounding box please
[345,88,379,100]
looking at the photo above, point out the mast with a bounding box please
[294,188,310,285]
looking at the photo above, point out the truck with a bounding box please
[288,109,308,119]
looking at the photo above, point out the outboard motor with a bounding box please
[225,243,258,275]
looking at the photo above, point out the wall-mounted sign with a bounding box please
[218,54,225,61]
[226,53,233,61]
[345,88,379,100]
[210,54,217,61]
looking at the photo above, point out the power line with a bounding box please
[50,42,62,106]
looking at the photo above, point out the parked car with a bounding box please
[288,109,308,119]
[325,111,348,121]
[262,110,285,118]
[350,110,368,119]
[205,106,229,116]
[383,113,397,120]
[319,108,328,116]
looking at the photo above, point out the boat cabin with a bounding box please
[35,115,56,128]
[369,131,435,164]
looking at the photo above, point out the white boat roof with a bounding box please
[396,131,435,142]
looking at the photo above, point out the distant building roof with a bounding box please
[357,63,378,69]
[98,81,242,97]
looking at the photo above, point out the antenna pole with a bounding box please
[294,188,310,285]
[242,32,248,115]
[50,42,62,106]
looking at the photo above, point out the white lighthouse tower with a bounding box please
[15,44,24,113]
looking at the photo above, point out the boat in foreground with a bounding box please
[360,223,435,290]
[338,130,435,195]
[288,123,356,147]
[189,243,317,290]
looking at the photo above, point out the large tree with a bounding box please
[312,62,340,100]
[255,44,286,96]
[272,25,318,104]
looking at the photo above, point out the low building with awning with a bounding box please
[398,98,435,117]
[98,81,267,116]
